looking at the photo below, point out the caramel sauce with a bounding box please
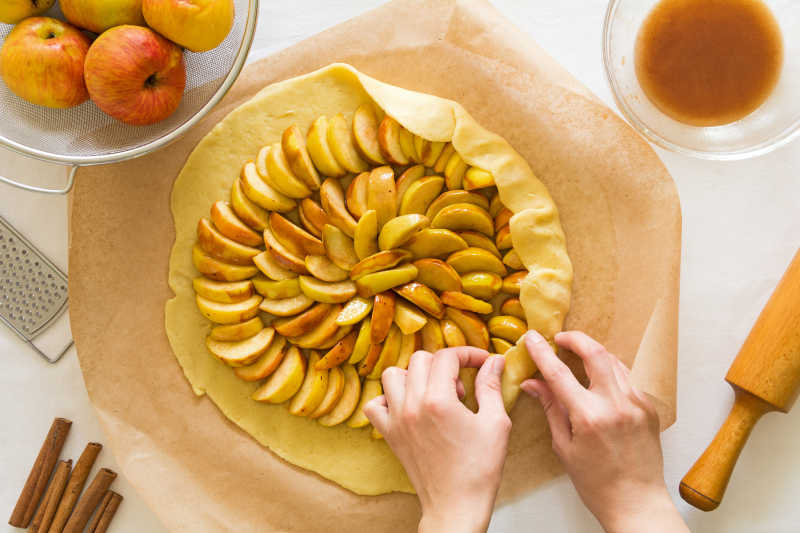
[635,0,783,126]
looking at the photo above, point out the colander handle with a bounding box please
[0,165,77,194]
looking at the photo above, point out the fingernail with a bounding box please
[526,330,544,343]
[491,355,505,375]
[520,381,538,397]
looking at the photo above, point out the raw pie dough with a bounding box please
[165,63,572,495]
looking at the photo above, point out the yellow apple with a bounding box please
[0,0,55,24]
[142,0,233,52]
[61,0,145,34]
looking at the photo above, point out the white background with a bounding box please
[2,1,799,532]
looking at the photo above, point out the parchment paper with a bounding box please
[68,0,681,531]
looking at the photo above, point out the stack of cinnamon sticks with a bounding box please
[8,418,123,533]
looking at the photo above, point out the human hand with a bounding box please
[521,330,689,533]
[364,347,511,533]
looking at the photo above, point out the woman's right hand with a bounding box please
[521,330,690,533]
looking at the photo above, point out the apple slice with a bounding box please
[349,317,372,364]
[413,258,462,292]
[413,135,431,164]
[298,198,330,238]
[309,365,345,419]
[348,379,382,427]
[370,292,396,343]
[399,177,444,216]
[281,124,321,190]
[422,141,446,167]
[503,249,524,270]
[350,249,412,280]
[196,293,262,324]
[489,194,505,218]
[433,143,456,173]
[234,335,287,381]
[305,254,349,282]
[441,319,466,347]
[355,264,419,298]
[321,224,359,270]
[264,142,312,199]
[501,298,526,321]
[197,218,260,265]
[502,271,526,295]
[440,291,493,314]
[299,275,357,304]
[270,212,325,256]
[273,302,331,337]
[307,115,347,177]
[399,127,418,163]
[368,325,402,379]
[288,352,329,416]
[460,231,501,258]
[421,319,445,352]
[445,307,490,350]
[377,116,409,165]
[206,327,275,367]
[211,201,262,247]
[354,209,379,260]
[444,152,468,190]
[193,277,253,303]
[253,251,297,281]
[431,203,494,237]
[488,315,527,343]
[230,178,269,231]
[327,113,369,173]
[495,225,513,250]
[318,364,361,426]
[345,171,370,219]
[193,244,258,282]
[263,225,309,274]
[425,190,490,220]
[320,178,358,237]
[447,247,508,277]
[393,299,428,334]
[252,345,306,403]
[259,293,314,316]
[494,207,513,231]
[396,331,421,370]
[405,228,467,259]
[289,304,342,349]
[252,276,300,299]
[351,103,387,165]
[394,282,444,319]
[210,316,263,341]
[491,337,514,354]
[337,296,373,325]
[315,323,354,350]
[460,271,503,300]
[367,166,397,228]
[463,167,495,190]
[395,165,426,208]
[316,330,358,369]
[378,213,430,250]
[357,343,383,376]
[241,160,296,213]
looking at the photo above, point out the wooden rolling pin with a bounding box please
[680,249,800,511]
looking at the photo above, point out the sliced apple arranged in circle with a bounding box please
[188,105,530,433]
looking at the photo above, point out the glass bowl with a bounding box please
[602,0,800,160]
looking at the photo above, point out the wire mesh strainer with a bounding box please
[0,0,258,194]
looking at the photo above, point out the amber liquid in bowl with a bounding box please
[635,0,783,127]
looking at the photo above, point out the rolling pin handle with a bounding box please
[679,387,772,511]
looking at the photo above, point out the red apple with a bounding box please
[84,25,186,126]
[0,17,91,108]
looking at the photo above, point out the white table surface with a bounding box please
[2,1,799,532]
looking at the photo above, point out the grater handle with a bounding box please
[0,165,77,195]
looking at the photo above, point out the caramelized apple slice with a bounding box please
[273,302,331,337]
[368,325,402,379]
[252,345,306,403]
[349,317,372,364]
[328,113,369,173]
[234,335,287,381]
[399,127,418,163]
[494,207,513,231]
[347,379,383,428]
[241,159,296,213]
[263,226,309,274]
[394,282,444,319]
[258,293,314,316]
[253,251,297,281]
[488,315,527,343]
[320,178,358,237]
[252,276,300,299]
[413,258,462,292]
[318,364,361,427]
[353,209,379,260]
[463,167,495,190]
[444,152,468,190]
[440,291,493,314]
[210,316,263,341]
[193,277,254,303]
[495,224,513,250]
[299,275,357,304]
[425,190,490,220]
[289,352,329,416]
[460,271,503,300]
[445,307,490,350]
[316,330,358,369]
[366,166,397,228]
[370,291,396,344]
[196,293,262,324]
[336,296,373,325]
[352,103,387,165]
[206,327,275,367]
[399,176,444,216]
[377,116,409,165]
[197,218,260,265]
[298,198,330,238]
[395,165,425,209]
[357,343,383,377]
[459,231,501,258]
[265,142,312,198]
[322,224,359,270]
[378,213,429,250]
[502,271,527,295]
[503,249,524,270]
[491,337,514,354]
[500,298,526,321]
[355,264,419,297]
[270,212,325,256]
[211,201,262,246]
[441,319,466,347]
[282,124,321,190]
[350,249,412,280]
[447,247,508,277]
[345,171,370,219]
[433,143,455,173]
[396,331,422,370]
[422,141,446,167]
[431,203,494,237]
[309,365,345,419]
[230,178,269,231]
[289,304,342,349]
[393,298,428,334]
[421,319,445,352]
[307,115,347,177]
[405,229,467,260]
[305,254,349,282]
[193,244,258,282]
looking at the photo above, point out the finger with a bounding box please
[427,346,491,403]
[520,379,572,445]
[364,395,389,434]
[456,378,466,400]
[611,358,634,397]
[525,331,587,411]
[474,355,509,421]
[381,367,407,415]
[554,331,618,393]
[406,350,434,405]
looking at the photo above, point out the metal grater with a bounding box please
[0,216,72,363]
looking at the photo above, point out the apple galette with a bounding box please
[166,64,571,494]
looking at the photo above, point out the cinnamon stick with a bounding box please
[29,460,72,533]
[85,491,122,533]
[47,442,102,533]
[9,418,72,527]
[61,468,116,533]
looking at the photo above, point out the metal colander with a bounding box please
[0,0,258,193]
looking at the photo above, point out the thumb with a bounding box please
[475,355,509,422]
